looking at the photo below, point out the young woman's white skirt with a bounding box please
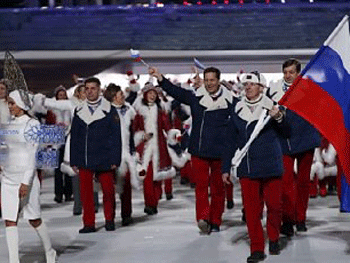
[1,174,41,221]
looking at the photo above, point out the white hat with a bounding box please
[241,72,267,87]
[9,90,30,111]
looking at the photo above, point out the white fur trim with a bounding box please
[236,95,274,124]
[153,166,176,181]
[117,154,140,190]
[294,159,298,174]
[196,85,233,111]
[76,97,111,125]
[129,82,140,93]
[268,78,285,102]
[136,103,163,181]
[168,148,190,168]
[324,165,338,177]
[32,93,47,114]
[310,161,325,180]
[322,144,337,165]
[167,129,181,145]
[313,148,323,162]
[60,162,77,177]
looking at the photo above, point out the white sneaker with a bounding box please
[46,249,58,263]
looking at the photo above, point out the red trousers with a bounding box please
[225,182,234,201]
[192,156,225,225]
[180,161,194,183]
[282,150,314,224]
[162,178,173,196]
[240,177,282,253]
[143,162,162,208]
[79,168,116,227]
[120,171,132,219]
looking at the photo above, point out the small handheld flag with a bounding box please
[193,58,206,70]
[130,49,150,68]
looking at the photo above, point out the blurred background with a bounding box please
[0,0,349,95]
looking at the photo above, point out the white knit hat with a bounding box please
[9,90,30,111]
[241,72,267,87]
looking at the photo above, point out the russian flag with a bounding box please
[193,58,206,70]
[130,49,142,62]
[279,15,350,188]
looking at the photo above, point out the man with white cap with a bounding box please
[1,90,57,263]
[222,72,290,263]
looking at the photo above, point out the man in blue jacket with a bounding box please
[222,72,290,263]
[149,66,234,234]
[268,59,321,236]
[70,77,122,233]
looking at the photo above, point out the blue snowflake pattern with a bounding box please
[24,124,65,144]
[36,147,59,168]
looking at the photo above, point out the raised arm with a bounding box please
[149,66,194,106]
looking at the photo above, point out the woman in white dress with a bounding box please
[1,90,57,263]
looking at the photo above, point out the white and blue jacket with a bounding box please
[222,95,290,179]
[70,97,122,171]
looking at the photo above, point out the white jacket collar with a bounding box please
[195,86,233,111]
[77,97,111,125]
[236,94,274,124]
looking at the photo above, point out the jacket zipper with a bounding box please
[287,138,292,152]
[85,125,89,166]
[198,111,206,153]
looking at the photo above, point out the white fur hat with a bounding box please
[9,90,30,111]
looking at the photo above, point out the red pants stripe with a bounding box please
[79,168,116,227]
[192,156,225,225]
[282,150,313,224]
[120,171,132,219]
[240,177,282,253]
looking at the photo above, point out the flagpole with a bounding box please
[324,15,349,46]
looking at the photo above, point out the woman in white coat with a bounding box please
[1,90,57,263]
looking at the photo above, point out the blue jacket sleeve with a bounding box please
[69,112,80,167]
[159,77,195,106]
[272,107,291,139]
[109,109,122,167]
[222,113,238,174]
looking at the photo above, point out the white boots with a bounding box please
[5,226,20,263]
[5,222,58,263]
[34,222,58,263]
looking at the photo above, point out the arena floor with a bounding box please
[0,174,349,263]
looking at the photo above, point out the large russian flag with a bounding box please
[279,15,350,185]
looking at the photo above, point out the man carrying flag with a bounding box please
[278,15,350,215]
[268,59,321,237]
